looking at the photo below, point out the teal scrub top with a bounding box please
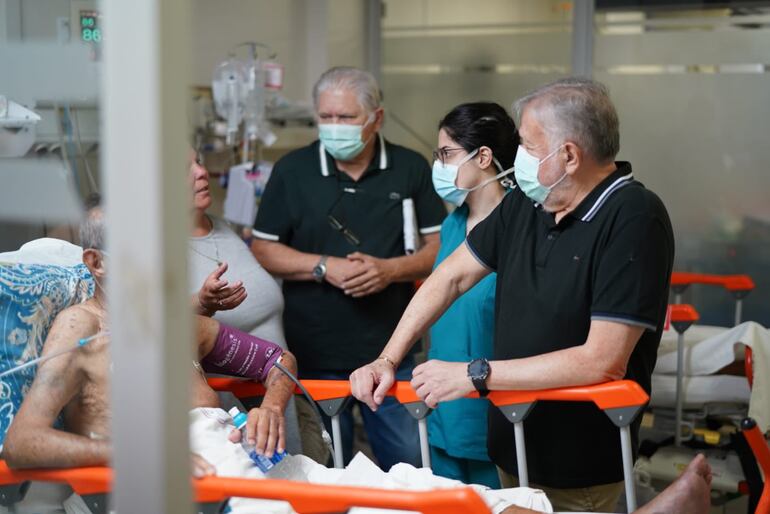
[427,204,496,462]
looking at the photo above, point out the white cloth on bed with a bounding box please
[189,407,553,514]
[654,321,770,432]
[649,374,751,409]
[0,238,83,267]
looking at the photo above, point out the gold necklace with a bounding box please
[189,235,222,266]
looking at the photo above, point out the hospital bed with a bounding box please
[651,272,760,442]
[641,271,767,509]
[0,378,650,514]
[656,273,757,414]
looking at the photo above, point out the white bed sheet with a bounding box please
[653,321,770,431]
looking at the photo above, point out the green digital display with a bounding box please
[80,10,102,43]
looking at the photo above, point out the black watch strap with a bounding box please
[473,378,490,397]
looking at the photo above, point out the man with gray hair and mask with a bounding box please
[351,78,675,511]
[252,66,446,469]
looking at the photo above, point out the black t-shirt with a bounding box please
[253,135,446,374]
[466,162,674,488]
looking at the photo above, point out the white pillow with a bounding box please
[0,238,83,267]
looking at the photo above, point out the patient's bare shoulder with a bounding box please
[43,303,101,355]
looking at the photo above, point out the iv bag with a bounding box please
[212,58,247,145]
[243,59,266,142]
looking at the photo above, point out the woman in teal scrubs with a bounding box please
[427,102,519,488]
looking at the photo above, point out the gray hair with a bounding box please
[79,194,105,250]
[513,78,619,163]
[312,66,382,114]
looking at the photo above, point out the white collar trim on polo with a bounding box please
[319,133,388,177]
[580,171,634,222]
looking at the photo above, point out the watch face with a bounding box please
[469,358,490,380]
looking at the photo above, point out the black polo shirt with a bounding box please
[253,134,446,374]
[466,162,674,488]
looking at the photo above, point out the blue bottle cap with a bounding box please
[228,407,248,429]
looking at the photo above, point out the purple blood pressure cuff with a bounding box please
[201,324,283,383]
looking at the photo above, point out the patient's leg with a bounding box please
[636,453,712,514]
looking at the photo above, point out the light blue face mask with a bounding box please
[318,115,374,162]
[432,149,513,207]
[513,144,567,205]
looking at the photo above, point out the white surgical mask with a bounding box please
[432,149,513,207]
[318,115,375,161]
[513,145,567,204]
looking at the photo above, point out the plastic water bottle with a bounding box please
[228,407,306,480]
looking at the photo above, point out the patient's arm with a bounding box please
[229,351,297,458]
[257,349,297,448]
[196,316,297,456]
[2,307,110,469]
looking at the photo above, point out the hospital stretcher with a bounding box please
[670,272,755,327]
[666,271,757,434]
[665,272,756,415]
[653,271,757,444]
[0,379,650,514]
[642,271,764,508]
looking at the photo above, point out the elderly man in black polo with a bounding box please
[251,66,446,470]
[351,78,675,512]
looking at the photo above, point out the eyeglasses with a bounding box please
[327,192,361,247]
[432,146,466,166]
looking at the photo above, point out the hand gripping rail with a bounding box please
[0,460,489,514]
[208,378,432,470]
[210,378,649,512]
[670,272,754,326]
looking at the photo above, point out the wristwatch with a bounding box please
[467,358,491,397]
[312,255,328,283]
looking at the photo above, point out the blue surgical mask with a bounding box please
[432,149,513,207]
[513,145,567,205]
[318,115,374,161]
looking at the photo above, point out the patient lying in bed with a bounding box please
[0,206,713,514]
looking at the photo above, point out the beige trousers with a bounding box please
[497,468,624,512]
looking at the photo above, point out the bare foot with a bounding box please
[636,453,712,514]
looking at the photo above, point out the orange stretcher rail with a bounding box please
[469,379,649,411]
[194,475,488,514]
[0,461,110,496]
[207,377,348,400]
[0,460,489,514]
[669,304,700,324]
[671,272,755,293]
[741,418,770,514]
[208,377,424,405]
[209,378,650,411]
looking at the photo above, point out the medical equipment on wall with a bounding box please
[212,42,280,157]
[0,96,41,158]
